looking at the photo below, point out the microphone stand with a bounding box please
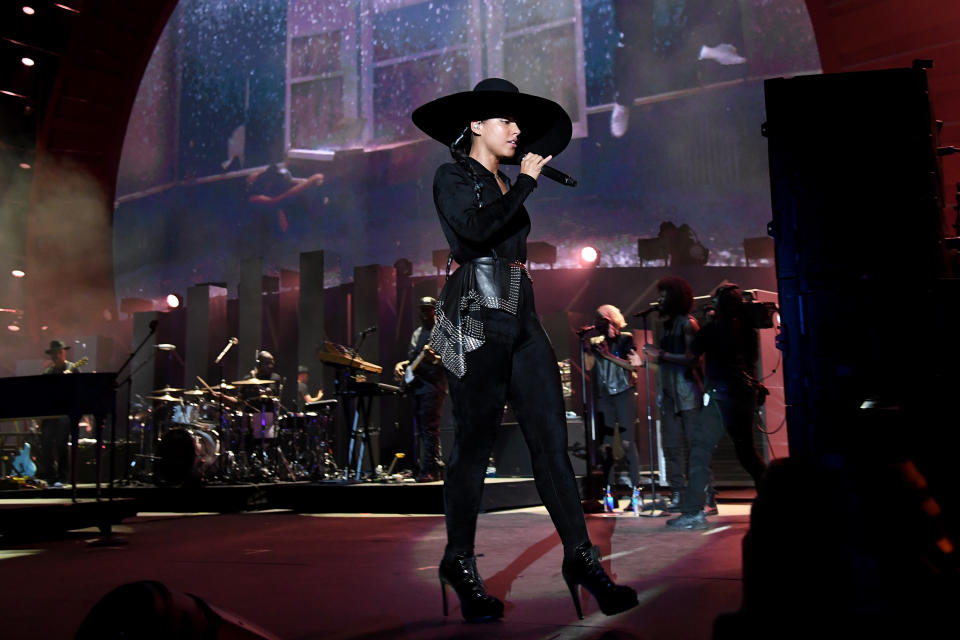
[634,310,669,516]
[114,321,159,487]
[575,326,602,508]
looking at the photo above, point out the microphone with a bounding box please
[575,324,596,336]
[632,305,660,317]
[155,343,176,351]
[359,325,377,336]
[148,320,159,332]
[214,337,238,365]
[540,165,577,187]
[521,153,578,187]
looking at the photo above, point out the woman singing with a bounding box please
[412,78,637,622]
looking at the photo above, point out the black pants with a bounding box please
[595,389,640,487]
[444,282,589,558]
[413,390,444,476]
[660,392,691,491]
[676,405,724,514]
[707,383,767,488]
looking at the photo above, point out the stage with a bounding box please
[0,501,754,639]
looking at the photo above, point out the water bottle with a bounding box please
[631,486,643,515]
[603,485,616,512]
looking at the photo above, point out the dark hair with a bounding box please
[449,124,484,206]
[713,283,746,323]
[656,276,695,316]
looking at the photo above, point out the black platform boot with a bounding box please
[561,542,638,619]
[438,554,504,622]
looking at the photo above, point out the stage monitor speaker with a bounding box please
[76,580,281,639]
[492,418,586,478]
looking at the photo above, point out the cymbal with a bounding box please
[182,389,207,396]
[152,386,183,394]
[231,378,278,385]
[146,394,181,402]
[208,383,236,391]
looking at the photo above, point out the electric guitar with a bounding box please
[53,356,88,373]
[400,344,435,392]
[12,442,36,478]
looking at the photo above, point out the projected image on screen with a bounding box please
[114,0,819,303]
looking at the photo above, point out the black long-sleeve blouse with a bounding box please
[433,157,537,263]
[430,157,539,378]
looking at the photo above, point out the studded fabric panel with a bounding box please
[433,263,531,378]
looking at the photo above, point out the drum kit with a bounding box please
[129,378,338,486]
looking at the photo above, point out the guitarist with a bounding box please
[585,305,643,503]
[40,339,82,485]
[393,296,447,482]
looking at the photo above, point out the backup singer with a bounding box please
[412,78,636,622]
[584,304,643,504]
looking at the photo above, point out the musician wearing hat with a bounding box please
[412,78,637,622]
[297,365,324,409]
[40,339,82,484]
[393,296,446,483]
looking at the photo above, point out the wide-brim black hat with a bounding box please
[45,339,70,354]
[411,78,572,165]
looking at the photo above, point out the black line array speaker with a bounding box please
[764,64,947,459]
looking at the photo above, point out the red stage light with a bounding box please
[22,6,35,16]
[165,293,182,309]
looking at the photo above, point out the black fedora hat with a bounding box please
[411,78,572,165]
[45,339,71,354]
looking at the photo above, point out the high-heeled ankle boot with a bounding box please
[561,542,638,619]
[438,554,504,622]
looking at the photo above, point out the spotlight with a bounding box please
[21,57,35,67]
[22,6,35,15]
[18,163,31,170]
[11,269,25,278]
[7,324,20,332]
[578,245,600,268]
[165,293,182,309]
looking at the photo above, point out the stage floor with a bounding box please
[0,504,752,639]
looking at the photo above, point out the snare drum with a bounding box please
[155,426,219,485]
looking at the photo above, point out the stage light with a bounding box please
[22,6,35,15]
[21,57,35,67]
[578,245,600,268]
[7,324,20,332]
[18,162,31,170]
[11,269,25,278]
[165,293,182,309]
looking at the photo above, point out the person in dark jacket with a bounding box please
[412,78,637,623]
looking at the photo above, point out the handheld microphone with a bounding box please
[521,153,578,187]
[539,164,578,187]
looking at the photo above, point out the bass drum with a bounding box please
[155,427,219,485]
